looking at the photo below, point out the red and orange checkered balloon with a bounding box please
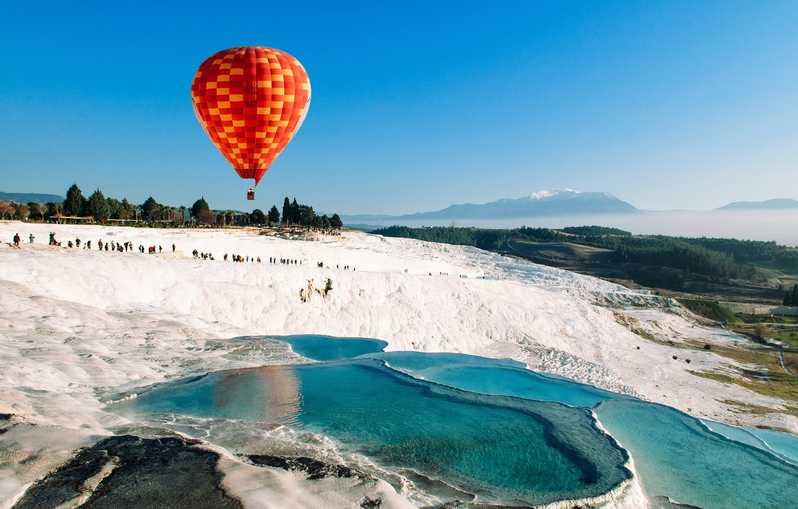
[191,47,311,185]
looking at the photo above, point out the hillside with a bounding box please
[0,191,63,204]
[718,198,798,210]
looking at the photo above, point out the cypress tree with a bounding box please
[282,197,290,224]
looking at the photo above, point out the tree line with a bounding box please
[560,225,632,237]
[279,197,343,229]
[608,239,757,281]
[0,184,342,230]
[371,226,567,252]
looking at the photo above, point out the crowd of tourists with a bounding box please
[9,231,356,273]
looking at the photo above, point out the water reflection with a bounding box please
[212,366,301,425]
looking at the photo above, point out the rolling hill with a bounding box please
[0,192,63,204]
[718,198,798,210]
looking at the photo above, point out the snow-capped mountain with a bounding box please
[345,190,639,222]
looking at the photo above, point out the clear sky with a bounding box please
[2,1,796,214]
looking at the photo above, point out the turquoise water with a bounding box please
[269,334,388,361]
[701,420,771,452]
[597,400,798,509]
[362,351,798,509]
[371,351,614,408]
[115,359,630,505]
[112,335,798,508]
[703,420,798,466]
[747,427,798,465]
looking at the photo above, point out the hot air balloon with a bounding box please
[191,47,311,200]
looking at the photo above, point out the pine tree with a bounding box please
[191,197,211,224]
[27,202,42,221]
[298,205,316,226]
[119,198,135,220]
[268,205,280,225]
[142,197,160,221]
[87,189,110,222]
[250,209,266,224]
[63,184,85,216]
[106,198,122,219]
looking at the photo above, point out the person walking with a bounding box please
[13,233,21,247]
[29,233,35,244]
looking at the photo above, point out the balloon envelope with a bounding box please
[191,47,311,185]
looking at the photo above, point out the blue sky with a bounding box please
[2,1,796,213]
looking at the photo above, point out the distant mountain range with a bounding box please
[4,188,796,221]
[0,192,63,204]
[343,190,640,223]
[717,198,798,211]
[343,191,798,225]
